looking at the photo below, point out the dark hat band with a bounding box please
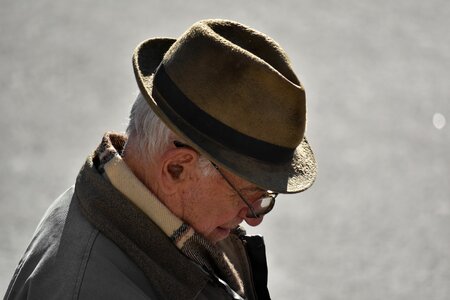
[152,65,295,163]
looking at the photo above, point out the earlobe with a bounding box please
[159,162,183,196]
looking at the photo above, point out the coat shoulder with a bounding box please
[4,187,156,300]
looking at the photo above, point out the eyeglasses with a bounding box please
[174,141,277,218]
[211,162,277,218]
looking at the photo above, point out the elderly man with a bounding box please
[5,19,316,300]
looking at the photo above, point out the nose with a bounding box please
[244,215,264,227]
[237,206,264,226]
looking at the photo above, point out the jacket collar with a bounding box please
[76,146,211,299]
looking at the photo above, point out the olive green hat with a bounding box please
[132,19,316,193]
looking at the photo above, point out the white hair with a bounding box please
[126,93,215,177]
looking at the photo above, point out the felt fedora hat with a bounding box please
[133,19,316,193]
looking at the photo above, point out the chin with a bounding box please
[206,227,232,243]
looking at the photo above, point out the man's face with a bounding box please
[181,166,265,243]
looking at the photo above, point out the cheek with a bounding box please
[181,186,219,230]
[182,183,240,235]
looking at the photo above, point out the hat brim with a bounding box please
[133,38,317,193]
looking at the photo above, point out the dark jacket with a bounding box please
[4,155,269,299]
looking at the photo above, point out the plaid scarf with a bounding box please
[94,132,244,296]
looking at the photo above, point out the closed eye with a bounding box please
[239,187,266,199]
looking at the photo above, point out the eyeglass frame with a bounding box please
[173,140,277,218]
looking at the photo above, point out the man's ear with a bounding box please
[167,163,184,179]
[159,147,199,193]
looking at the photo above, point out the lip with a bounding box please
[217,223,241,234]
[217,226,231,234]
[214,220,243,238]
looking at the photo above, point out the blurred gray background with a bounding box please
[1,0,449,299]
